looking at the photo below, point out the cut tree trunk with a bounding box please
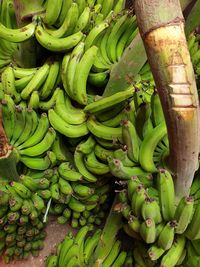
[134,0,200,200]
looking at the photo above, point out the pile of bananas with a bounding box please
[45,225,134,267]
[0,0,200,265]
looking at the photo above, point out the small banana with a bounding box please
[158,221,177,250]
[139,218,156,244]
[141,197,162,224]
[174,196,194,234]
[157,168,175,221]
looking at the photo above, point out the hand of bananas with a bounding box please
[0,0,200,266]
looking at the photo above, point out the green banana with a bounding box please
[20,153,51,170]
[48,109,88,138]
[147,244,165,261]
[28,91,40,109]
[43,0,63,26]
[64,41,85,98]
[74,6,91,33]
[84,229,101,264]
[139,218,156,244]
[1,96,15,141]
[46,2,79,38]
[39,87,61,110]
[72,183,95,198]
[74,149,97,182]
[157,169,175,221]
[54,90,87,125]
[122,119,140,163]
[10,182,31,199]
[39,59,60,100]
[186,203,200,240]
[35,23,84,52]
[94,144,114,162]
[175,196,194,234]
[158,221,176,250]
[0,20,36,42]
[160,235,186,267]
[139,121,167,172]
[141,197,162,224]
[111,251,127,267]
[77,136,96,155]
[19,127,56,157]
[21,62,50,100]
[58,162,83,182]
[84,151,110,175]
[18,112,49,149]
[73,45,98,105]
[84,86,134,114]
[131,185,147,217]
[1,66,20,102]
[87,116,122,141]
[102,240,121,266]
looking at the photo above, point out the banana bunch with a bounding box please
[0,178,50,263]
[0,94,57,170]
[48,157,112,228]
[114,167,200,266]
[45,225,133,267]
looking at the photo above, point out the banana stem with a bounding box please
[0,109,19,180]
[89,195,123,266]
[135,0,200,200]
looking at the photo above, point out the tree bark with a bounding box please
[135,0,200,199]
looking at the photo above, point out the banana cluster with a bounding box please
[0,178,48,263]
[45,225,133,267]
[114,168,200,266]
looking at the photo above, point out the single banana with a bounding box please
[84,86,134,114]
[20,153,51,170]
[35,23,84,52]
[77,136,96,154]
[87,116,122,141]
[39,87,61,110]
[73,45,98,105]
[68,196,86,212]
[131,185,147,217]
[174,196,194,234]
[84,229,101,264]
[74,6,91,33]
[56,0,72,27]
[185,203,200,240]
[84,151,110,175]
[157,168,175,221]
[48,109,89,138]
[1,66,21,103]
[113,148,136,167]
[94,144,114,162]
[58,162,84,182]
[54,87,87,125]
[151,92,165,126]
[74,149,97,182]
[1,96,15,141]
[0,20,36,42]
[160,235,186,267]
[39,59,60,99]
[64,41,85,98]
[102,240,121,266]
[85,21,109,50]
[141,197,162,224]
[147,244,165,261]
[21,62,50,100]
[19,127,56,157]
[28,91,40,109]
[139,121,167,172]
[158,221,176,251]
[101,0,114,18]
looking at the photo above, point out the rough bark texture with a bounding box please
[135,0,200,199]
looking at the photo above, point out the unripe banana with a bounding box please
[147,244,165,261]
[157,168,175,221]
[141,197,162,224]
[35,24,84,52]
[158,221,177,250]
[160,235,186,267]
[140,218,156,244]
[175,196,194,234]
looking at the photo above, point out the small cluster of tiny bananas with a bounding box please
[113,168,200,267]
[45,225,134,267]
[48,160,111,229]
[0,177,48,263]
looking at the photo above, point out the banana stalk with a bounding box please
[89,196,123,266]
[0,109,19,180]
[135,0,200,199]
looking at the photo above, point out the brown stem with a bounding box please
[135,0,200,199]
